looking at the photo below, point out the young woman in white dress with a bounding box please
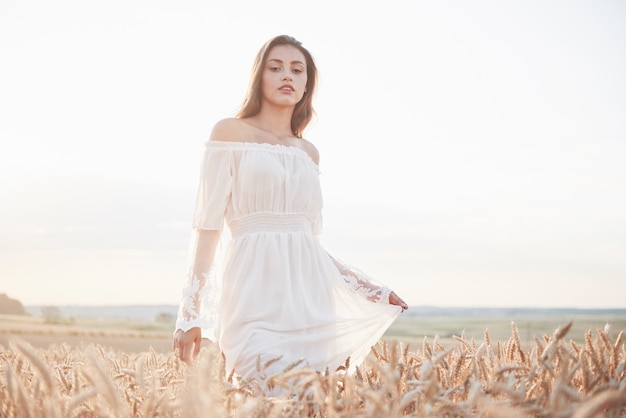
[173,35,408,381]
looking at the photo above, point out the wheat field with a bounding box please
[1,322,625,417]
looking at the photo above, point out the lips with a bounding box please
[279,84,295,93]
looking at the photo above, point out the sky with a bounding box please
[1,0,625,308]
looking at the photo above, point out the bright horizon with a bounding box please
[1,1,625,309]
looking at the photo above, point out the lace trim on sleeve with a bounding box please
[332,256,392,304]
[175,264,221,339]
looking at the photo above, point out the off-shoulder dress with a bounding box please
[175,140,401,379]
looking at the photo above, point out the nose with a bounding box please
[282,72,292,81]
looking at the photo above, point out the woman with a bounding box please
[173,35,408,381]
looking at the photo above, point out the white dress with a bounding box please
[176,141,401,380]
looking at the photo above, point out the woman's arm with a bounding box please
[329,254,408,311]
[173,229,221,362]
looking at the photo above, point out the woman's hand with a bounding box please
[390,291,409,312]
[173,327,202,363]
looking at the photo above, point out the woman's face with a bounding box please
[260,45,308,109]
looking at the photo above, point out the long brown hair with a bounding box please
[237,35,317,138]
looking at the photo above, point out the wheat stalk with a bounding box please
[1,323,625,417]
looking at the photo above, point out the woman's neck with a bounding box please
[250,105,295,138]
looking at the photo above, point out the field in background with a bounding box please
[389,315,626,347]
[0,314,173,354]
[2,308,626,353]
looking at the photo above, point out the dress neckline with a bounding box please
[207,140,319,169]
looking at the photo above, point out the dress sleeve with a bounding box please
[175,144,232,340]
[329,254,393,304]
[192,144,233,231]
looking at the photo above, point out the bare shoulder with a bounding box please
[209,118,250,142]
[301,138,320,165]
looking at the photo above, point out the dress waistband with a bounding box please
[228,213,313,237]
